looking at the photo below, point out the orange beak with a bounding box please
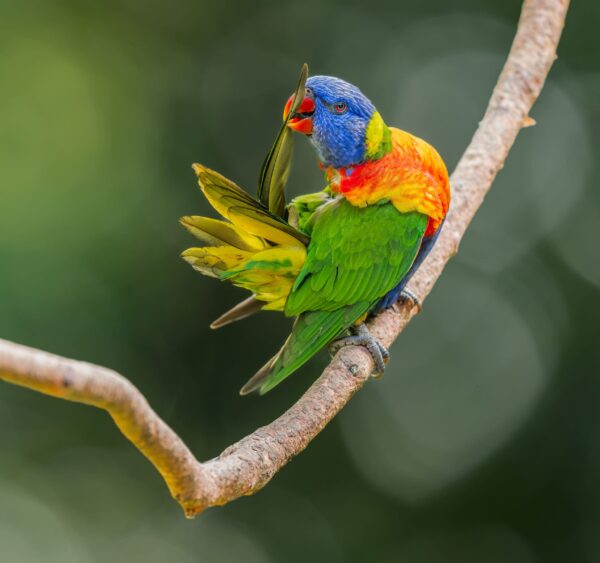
[283,92,315,135]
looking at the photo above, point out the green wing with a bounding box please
[241,200,429,394]
[285,200,428,316]
[257,63,308,217]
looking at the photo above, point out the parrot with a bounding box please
[181,66,450,395]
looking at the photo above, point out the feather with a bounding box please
[192,163,309,246]
[181,246,251,277]
[210,296,264,329]
[179,216,265,251]
[257,63,308,217]
[240,303,369,395]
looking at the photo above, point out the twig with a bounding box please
[0,0,569,518]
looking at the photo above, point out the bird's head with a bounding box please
[283,75,390,169]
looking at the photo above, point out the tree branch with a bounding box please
[0,0,569,518]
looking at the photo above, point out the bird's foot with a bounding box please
[375,286,422,314]
[329,323,389,377]
[398,288,421,312]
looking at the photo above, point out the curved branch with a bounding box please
[0,0,569,518]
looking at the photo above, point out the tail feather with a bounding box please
[240,302,371,395]
[210,296,264,329]
[239,354,279,396]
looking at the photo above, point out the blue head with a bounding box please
[284,75,382,169]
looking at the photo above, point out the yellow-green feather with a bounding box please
[182,165,311,311]
[364,111,392,161]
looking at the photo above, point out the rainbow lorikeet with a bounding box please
[182,66,450,395]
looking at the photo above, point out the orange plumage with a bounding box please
[324,128,450,237]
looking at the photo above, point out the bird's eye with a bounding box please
[333,101,348,114]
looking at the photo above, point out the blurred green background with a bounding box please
[1,0,599,561]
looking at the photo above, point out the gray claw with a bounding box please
[329,323,389,376]
[399,288,421,311]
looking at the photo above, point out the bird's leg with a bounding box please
[374,285,422,314]
[329,323,389,377]
[397,288,421,311]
